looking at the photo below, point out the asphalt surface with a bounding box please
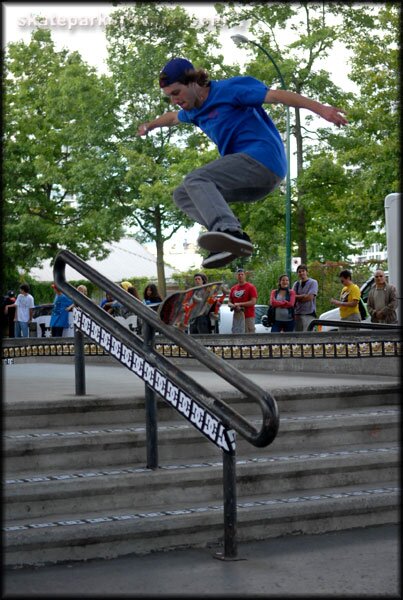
[3,525,400,597]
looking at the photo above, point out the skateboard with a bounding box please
[198,231,253,257]
[158,282,226,330]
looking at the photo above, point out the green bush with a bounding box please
[12,275,155,305]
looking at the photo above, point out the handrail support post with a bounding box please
[215,449,240,560]
[74,327,86,396]
[143,321,158,470]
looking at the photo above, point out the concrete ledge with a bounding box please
[2,331,401,376]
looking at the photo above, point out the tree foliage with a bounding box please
[214,2,399,265]
[3,29,127,286]
[325,3,400,244]
[3,4,398,295]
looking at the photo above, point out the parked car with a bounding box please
[218,304,271,334]
[316,274,382,331]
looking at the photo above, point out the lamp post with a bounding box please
[231,34,291,279]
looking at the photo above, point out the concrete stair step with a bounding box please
[4,482,399,567]
[4,372,400,568]
[4,407,399,473]
[4,385,400,430]
[4,445,399,521]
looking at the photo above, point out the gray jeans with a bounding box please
[295,314,316,332]
[339,313,361,331]
[173,153,283,232]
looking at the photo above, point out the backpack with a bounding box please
[358,297,367,320]
[266,305,276,326]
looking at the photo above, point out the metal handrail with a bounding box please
[53,250,279,449]
[308,319,402,331]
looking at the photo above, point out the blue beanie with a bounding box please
[159,58,195,87]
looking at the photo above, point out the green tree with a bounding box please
[3,29,127,287]
[327,3,399,248]
[214,2,398,264]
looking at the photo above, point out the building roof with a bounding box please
[28,238,177,282]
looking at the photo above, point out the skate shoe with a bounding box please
[198,229,253,257]
[202,251,236,269]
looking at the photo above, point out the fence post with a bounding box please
[74,328,86,396]
[143,321,158,469]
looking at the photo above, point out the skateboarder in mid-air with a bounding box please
[137,58,348,269]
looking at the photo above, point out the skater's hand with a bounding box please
[319,105,348,127]
[137,123,150,136]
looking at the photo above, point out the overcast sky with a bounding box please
[3,2,245,73]
[3,2,354,88]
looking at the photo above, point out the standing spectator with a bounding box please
[120,281,133,292]
[228,268,258,334]
[367,269,398,324]
[76,284,88,296]
[189,273,212,334]
[100,292,114,311]
[330,269,361,328]
[121,285,141,317]
[49,284,73,337]
[269,274,296,332]
[143,283,163,311]
[5,284,34,338]
[104,283,140,316]
[3,290,16,337]
[292,265,319,331]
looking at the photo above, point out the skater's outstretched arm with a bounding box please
[264,89,348,127]
[137,111,180,136]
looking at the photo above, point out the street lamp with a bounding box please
[231,34,292,279]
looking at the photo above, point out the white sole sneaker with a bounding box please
[198,231,253,256]
[202,251,236,269]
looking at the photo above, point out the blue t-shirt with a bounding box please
[177,76,287,178]
[50,293,72,328]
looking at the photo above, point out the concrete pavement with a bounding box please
[3,361,399,405]
[3,524,399,597]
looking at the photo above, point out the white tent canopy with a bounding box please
[29,238,177,282]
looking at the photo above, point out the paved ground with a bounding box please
[3,362,400,597]
[3,361,399,404]
[3,524,400,597]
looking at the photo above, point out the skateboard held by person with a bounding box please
[158,282,226,330]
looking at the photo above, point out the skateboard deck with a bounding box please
[198,231,253,257]
[158,282,226,330]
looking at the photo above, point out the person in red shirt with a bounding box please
[228,268,258,333]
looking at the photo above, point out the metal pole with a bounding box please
[231,35,292,278]
[74,327,86,396]
[143,321,158,470]
[215,450,238,560]
[285,106,292,279]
